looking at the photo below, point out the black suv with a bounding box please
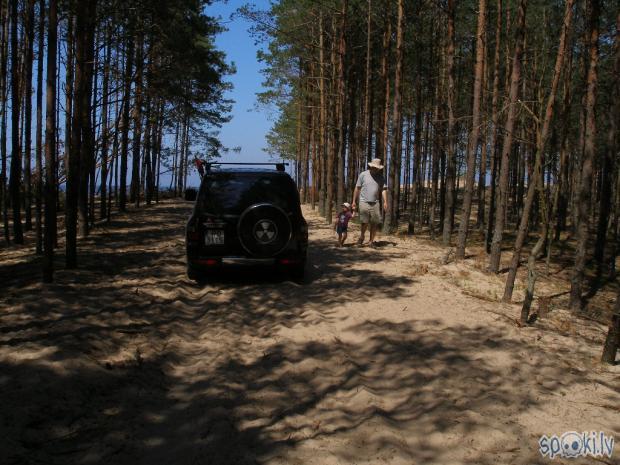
[185,164,308,281]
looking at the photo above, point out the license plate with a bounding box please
[204,229,225,246]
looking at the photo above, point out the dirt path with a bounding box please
[0,200,618,465]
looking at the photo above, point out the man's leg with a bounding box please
[342,231,348,245]
[369,223,378,243]
[358,223,368,244]
[369,203,381,244]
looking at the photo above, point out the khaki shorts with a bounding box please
[358,201,382,225]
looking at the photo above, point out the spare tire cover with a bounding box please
[238,203,292,257]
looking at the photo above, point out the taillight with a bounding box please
[194,258,220,266]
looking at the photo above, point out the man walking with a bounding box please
[351,158,388,247]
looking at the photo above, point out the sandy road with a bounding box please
[0,199,618,465]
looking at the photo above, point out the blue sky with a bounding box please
[181,0,276,186]
[208,1,273,161]
[7,0,275,190]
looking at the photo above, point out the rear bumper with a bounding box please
[188,254,305,269]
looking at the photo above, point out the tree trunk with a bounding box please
[23,0,34,231]
[429,89,441,239]
[364,0,373,163]
[317,12,326,216]
[519,178,549,325]
[488,0,527,272]
[503,0,574,302]
[43,0,57,282]
[605,13,620,280]
[66,0,87,265]
[486,0,502,253]
[375,5,391,164]
[100,24,111,219]
[442,0,456,246]
[154,102,164,202]
[335,0,348,210]
[456,0,487,259]
[9,0,23,244]
[119,33,134,211]
[554,50,573,241]
[108,96,120,220]
[385,0,404,234]
[1,0,10,244]
[570,0,599,311]
[34,0,43,254]
[130,32,144,207]
[594,12,618,266]
[78,0,96,238]
[64,14,74,202]
[601,289,620,364]
[476,27,489,231]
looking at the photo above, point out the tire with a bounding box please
[238,203,292,258]
[289,261,306,282]
[187,267,204,282]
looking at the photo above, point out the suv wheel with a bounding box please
[187,267,204,282]
[238,203,292,258]
[289,261,306,282]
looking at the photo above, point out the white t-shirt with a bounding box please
[356,170,386,203]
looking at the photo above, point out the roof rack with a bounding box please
[205,162,289,173]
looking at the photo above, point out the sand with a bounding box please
[0,199,618,465]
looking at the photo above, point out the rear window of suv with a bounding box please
[197,172,300,214]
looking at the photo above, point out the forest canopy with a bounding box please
[0,0,233,280]
[242,0,619,350]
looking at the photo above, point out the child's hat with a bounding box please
[342,202,351,208]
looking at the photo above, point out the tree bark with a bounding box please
[100,24,111,219]
[335,0,348,211]
[34,0,43,254]
[456,0,487,258]
[485,0,502,253]
[364,0,373,163]
[78,0,96,238]
[488,0,527,272]
[23,0,34,231]
[9,0,23,243]
[442,0,456,246]
[570,0,599,311]
[375,5,391,164]
[119,33,134,211]
[385,0,404,234]
[503,0,574,302]
[66,0,87,266]
[601,289,620,364]
[593,11,617,266]
[43,0,57,282]
[317,12,326,216]
[1,0,10,244]
[130,32,144,207]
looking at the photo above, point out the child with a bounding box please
[334,202,353,247]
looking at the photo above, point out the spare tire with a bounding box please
[238,203,292,258]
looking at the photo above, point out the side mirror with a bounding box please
[184,188,197,201]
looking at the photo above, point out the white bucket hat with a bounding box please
[368,158,384,170]
[342,202,351,209]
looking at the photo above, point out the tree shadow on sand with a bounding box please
[0,320,602,465]
[0,201,615,464]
